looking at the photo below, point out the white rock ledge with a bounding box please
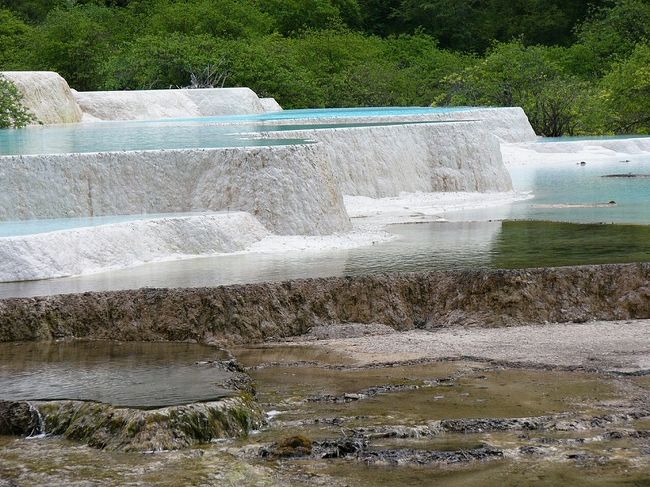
[0,144,351,236]
[75,87,273,122]
[0,212,270,282]
[1,71,83,124]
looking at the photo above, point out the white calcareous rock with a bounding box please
[261,121,513,197]
[0,212,270,281]
[1,71,83,124]
[0,144,351,236]
[74,87,274,121]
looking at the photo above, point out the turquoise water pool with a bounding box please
[165,106,476,122]
[0,212,224,238]
[508,157,650,224]
[0,107,473,156]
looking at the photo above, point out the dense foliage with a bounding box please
[0,0,648,134]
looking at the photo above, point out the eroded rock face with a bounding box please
[1,264,649,344]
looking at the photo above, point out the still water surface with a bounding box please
[0,341,231,408]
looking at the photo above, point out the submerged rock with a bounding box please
[260,435,314,459]
[358,445,504,465]
[316,436,368,459]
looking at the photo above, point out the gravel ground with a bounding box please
[295,320,650,373]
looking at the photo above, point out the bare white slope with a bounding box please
[446,107,536,143]
[1,71,83,124]
[0,212,270,281]
[74,87,271,121]
[262,121,513,198]
[0,144,351,235]
[259,98,283,112]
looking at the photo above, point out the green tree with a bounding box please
[0,0,66,22]
[0,9,36,69]
[257,0,354,35]
[575,0,650,75]
[595,44,650,133]
[29,4,132,90]
[0,75,36,128]
[436,41,590,136]
[101,33,223,89]
[147,0,274,39]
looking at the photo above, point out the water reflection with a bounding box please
[3,219,650,299]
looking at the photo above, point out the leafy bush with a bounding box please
[575,0,650,75]
[101,33,223,89]
[0,75,36,128]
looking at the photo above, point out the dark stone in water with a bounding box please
[440,417,544,433]
[519,445,545,456]
[306,382,426,403]
[316,436,368,459]
[0,401,40,436]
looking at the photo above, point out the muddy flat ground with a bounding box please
[288,319,650,374]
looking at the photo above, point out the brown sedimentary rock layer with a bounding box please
[1,264,649,343]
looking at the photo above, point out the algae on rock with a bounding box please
[3,394,264,452]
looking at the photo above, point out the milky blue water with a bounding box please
[165,106,476,123]
[0,212,222,238]
[508,157,650,224]
[0,107,472,156]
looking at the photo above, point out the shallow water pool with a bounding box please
[0,341,232,408]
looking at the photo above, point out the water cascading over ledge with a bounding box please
[0,71,525,283]
[0,122,511,230]
[0,213,271,282]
